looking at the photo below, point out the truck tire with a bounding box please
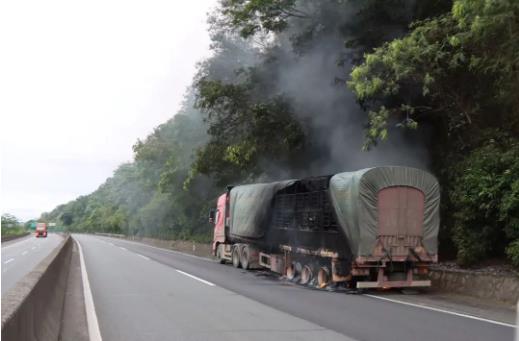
[286,262,299,280]
[240,246,250,270]
[232,246,241,268]
[317,266,330,288]
[300,264,314,285]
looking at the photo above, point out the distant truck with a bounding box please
[209,166,440,289]
[35,223,48,238]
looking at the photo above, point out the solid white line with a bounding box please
[119,247,127,251]
[364,294,516,328]
[137,254,150,261]
[4,258,14,264]
[175,269,215,287]
[21,251,28,256]
[76,238,103,341]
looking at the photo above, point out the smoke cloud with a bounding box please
[249,4,430,180]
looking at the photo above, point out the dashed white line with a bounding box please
[4,258,15,264]
[76,238,103,341]
[175,269,215,287]
[137,254,150,261]
[364,294,516,328]
[119,247,127,251]
[21,251,28,256]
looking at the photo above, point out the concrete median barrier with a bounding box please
[2,235,73,341]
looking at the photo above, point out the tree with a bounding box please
[1,213,19,228]
[348,0,519,150]
[192,77,305,185]
[449,135,519,265]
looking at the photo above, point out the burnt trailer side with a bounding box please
[265,176,353,284]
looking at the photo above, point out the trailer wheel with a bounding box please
[317,266,330,288]
[232,246,241,268]
[286,262,298,280]
[300,265,314,285]
[240,246,250,270]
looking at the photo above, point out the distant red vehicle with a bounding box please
[35,223,48,238]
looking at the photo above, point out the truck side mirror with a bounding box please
[208,209,216,224]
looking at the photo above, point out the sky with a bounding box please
[0,0,216,221]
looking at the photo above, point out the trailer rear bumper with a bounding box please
[357,279,431,289]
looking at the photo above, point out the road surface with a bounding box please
[75,234,516,341]
[2,233,63,295]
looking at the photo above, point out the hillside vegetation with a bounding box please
[43,0,519,266]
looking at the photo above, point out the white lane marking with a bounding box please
[107,242,114,246]
[137,254,150,261]
[21,251,28,256]
[76,238,103,341]
[4,258,14,264]
[364,294,516,328]
[31,247,37,250]
[175,269,215,287]
[119,247,127,251]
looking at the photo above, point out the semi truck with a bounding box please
[209,166,440,289]
[35,223,48,238]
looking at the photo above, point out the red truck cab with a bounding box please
[35,223,48,238]
[211,193,227,255]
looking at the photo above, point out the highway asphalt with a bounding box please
[74,234,351,341]
[2,233,63,295]
[1,233,63,295]
[75,234,516,341]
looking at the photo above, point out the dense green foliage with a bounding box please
[44,0,518,266]
[449,137,519,265]
[349,0,519,150]
[192,78,305,186]
[1,213,28,237]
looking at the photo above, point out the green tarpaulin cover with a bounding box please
[329,166,440,257]
[229,180,295,238]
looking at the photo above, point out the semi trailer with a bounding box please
[210,166,440,289]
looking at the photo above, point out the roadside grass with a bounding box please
[1,226,29,237]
